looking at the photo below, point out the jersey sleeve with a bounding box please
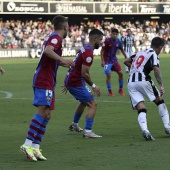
[82,50,93,67]
[46,35,62,50]
[152,53,159,67]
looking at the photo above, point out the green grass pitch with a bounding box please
[0,54,170,170]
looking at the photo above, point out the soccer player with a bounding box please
[20,15,75,161]
[101,28,127,97]
[64,29,103,138]
[122,29,137,73]
[0,66,5,74]
[124,37,170,141]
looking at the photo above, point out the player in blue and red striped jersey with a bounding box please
[64,29,103,138]
[101,28,127,97]
[20,15,74,161]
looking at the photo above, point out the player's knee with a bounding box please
[138,108,147,114]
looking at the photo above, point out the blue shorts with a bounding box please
[103,64,113,74]
[104,62,122,74]
[67,85,94,103]
[33,88,55,110]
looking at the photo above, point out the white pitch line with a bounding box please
[0,90,13,98]
[1,94,170,105]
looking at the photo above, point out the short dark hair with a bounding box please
[89,29,103,37]
[151,37,165,48]
[111,28,118,34]
[52,15,68,30]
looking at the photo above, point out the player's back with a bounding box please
[33,32,62,90]
[128,48,159,82]
[65,44,93,87]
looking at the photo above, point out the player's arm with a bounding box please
[120,49,127,59]
[124,57,132,68]
[119,40,127,59]
[133,39,138,53]
[82,65,100,97]
[0,66,5,75]
[153,66,164,96]
[100,48,105,67]
[44,45,74,68]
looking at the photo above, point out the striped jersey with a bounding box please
[128,48,159,82]
[102,37,123,64]
[65,44,93,87]
[122,35,135,53]
[33,32,62,90]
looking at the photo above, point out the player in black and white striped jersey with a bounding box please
[122,29,137,73]
[124,37,170,141]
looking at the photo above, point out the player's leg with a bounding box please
[104,64,114,96]
[20,88,53,161]
[83,100,102,138]
[69,102,85,132]
[125,52,130,73]
[154,98,170,134]
[143,81,170,134]
[128,82,154,141]
[136,102,155,141]
[112,62,125,96]
[125,52,129,73]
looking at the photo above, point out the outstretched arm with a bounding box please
[153,66,164,96]
[124,57,132,68]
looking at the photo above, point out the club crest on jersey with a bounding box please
[46,97,51,102]
[51,38,58,44]
[86,57,92,63]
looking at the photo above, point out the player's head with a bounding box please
[126,29,132,35]
[89,29,103,49]
[151,37,165,55]
[52,15,69,38]
[111,28,118,40]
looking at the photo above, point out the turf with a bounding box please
[0,54,170,170]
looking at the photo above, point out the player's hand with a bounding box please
[92,86,101,97]
[160,85,165,97]
[101,61,105,67]
[61,85,68,94]
[0,67,5,75]
[61,58,75,68]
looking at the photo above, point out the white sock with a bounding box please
[85,129,92,133]
[158,103,170,128]
[31,143,40,149]
[24,139,32,147]
[138,112,148,131]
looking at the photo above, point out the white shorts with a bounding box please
[127,81,160,108]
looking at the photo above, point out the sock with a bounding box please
[138,112,148,131]
[33,118,49,145]
[73,112,82,124]
[119,80,124,90]
[26,113,44,144]
[31,143,40,149]
[106,82,112,92]
[158,103,170,128]
[24,139,32,147]
[85,118,94,130]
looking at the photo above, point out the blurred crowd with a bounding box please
[0,18,170,50]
